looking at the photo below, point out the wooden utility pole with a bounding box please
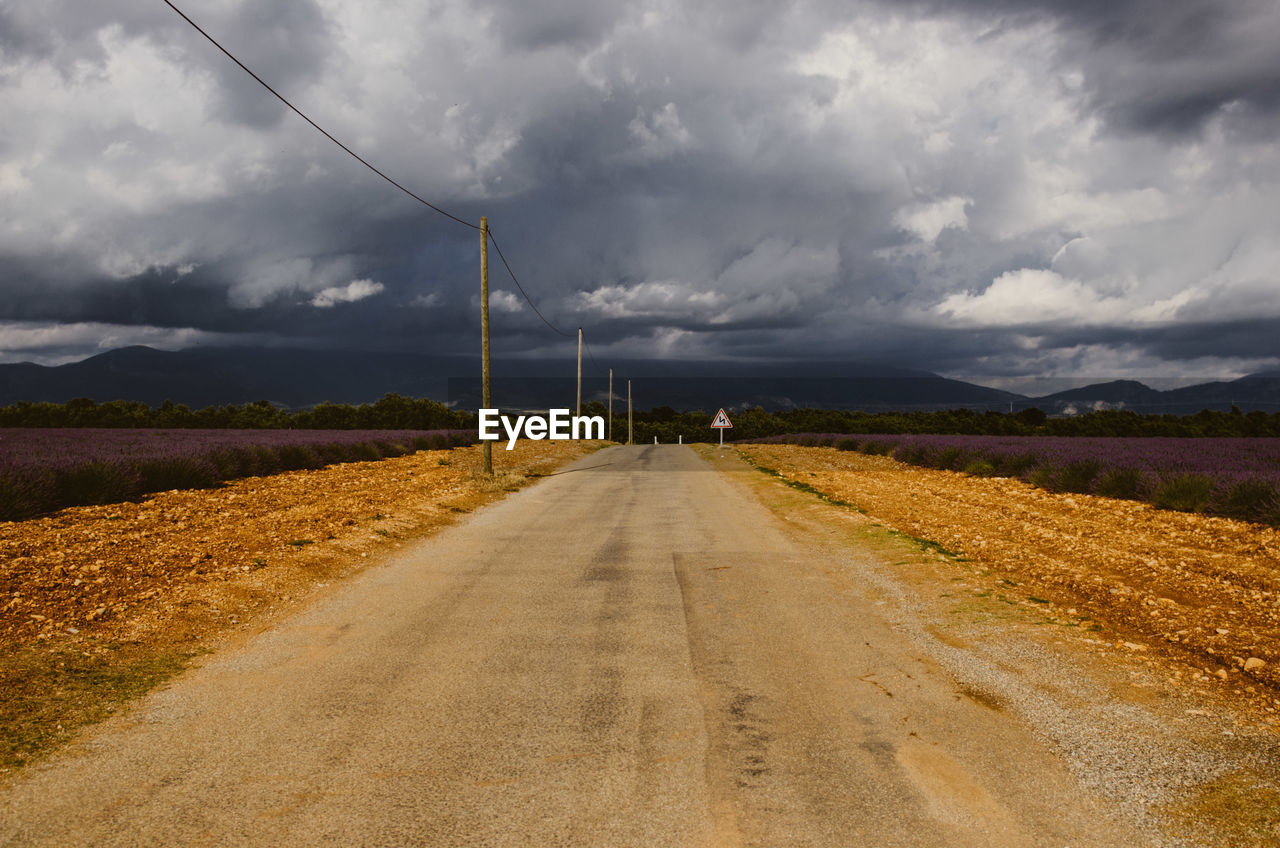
[627,380,633,445]
[608,368,613,442]
[576,327,582,418]
[480,216,492,475]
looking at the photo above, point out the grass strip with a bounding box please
[0,637,199,773]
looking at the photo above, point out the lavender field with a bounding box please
[0,428,474,521]
[747,433,1280,523]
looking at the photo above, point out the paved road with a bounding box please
[3,446,1140,846]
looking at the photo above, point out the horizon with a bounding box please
[0,343,1272,403]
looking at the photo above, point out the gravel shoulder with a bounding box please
[720,444,1280,847]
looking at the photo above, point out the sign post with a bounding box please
[710,407,733,446]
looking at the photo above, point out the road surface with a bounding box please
[3,445,1141,846]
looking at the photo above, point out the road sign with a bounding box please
[711,408,732,446]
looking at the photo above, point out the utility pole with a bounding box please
[608,368,613,442]
[627,380,633,445]
[576,327,582,418]
[480,216,492,475]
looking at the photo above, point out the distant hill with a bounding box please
[1033,374,1280,415]
[1,346,1277,414]
[0,346,470,409]
[0,346,1019,411]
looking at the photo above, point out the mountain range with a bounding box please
[1,346,1278,415]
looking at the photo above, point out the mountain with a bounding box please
[1032,374,1280,415]
[0,346,1020,411]
[0,346,472,409]
[3,346,1276,413]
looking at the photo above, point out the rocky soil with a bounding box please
[738,444,1280,719]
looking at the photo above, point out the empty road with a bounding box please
[3,445,1141,846]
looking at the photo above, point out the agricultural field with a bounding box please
[0,428,474,521]
[735,442,1280,702]
[748,433,1280,523]
[0,439,599,771]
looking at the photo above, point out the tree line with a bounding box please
[0,395,475,430]
[3,396,1279,438]
[623,405,1280,442]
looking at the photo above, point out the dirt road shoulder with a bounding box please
[699,444,1280,848]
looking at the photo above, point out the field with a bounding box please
[736,443,1280,701]
[748,433,1280,522]
[0,428,475,521]
[0,440,600,771]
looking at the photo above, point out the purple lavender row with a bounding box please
[0,429,475,522]
[743,433,1280,523]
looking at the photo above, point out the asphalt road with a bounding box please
[3,445,1142,846]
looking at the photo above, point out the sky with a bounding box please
[1,0,1279,391]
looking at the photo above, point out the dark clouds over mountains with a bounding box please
[1,0,1277,390]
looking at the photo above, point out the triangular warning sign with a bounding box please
[711,408,733,428]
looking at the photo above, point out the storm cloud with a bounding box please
[1,0,1277,386]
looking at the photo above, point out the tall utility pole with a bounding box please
[480,217,492,475]
[576,327,582,418]
[627,380,633,445]
[608,368,613,442]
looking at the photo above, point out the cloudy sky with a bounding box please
[2,0,1279,389]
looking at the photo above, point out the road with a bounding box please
[3,445,1142,846]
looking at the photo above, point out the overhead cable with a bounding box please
[164,0,595,351]
[485,229,574,337]
[161,0,478,231]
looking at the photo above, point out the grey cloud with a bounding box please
[0,0,1277,383]
[477,0,629,50]
[920,0,1280,136]
[187,0,333,128]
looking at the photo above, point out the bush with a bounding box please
[994,452,1041,478]
[209,447,254,479]
[860,441,896,456]
[1028,467,1055,489]
[835,438,860,452]
[248,445,281,476]
[0,468,54,521]
[1151,474,1217,513]
[1055,459,1104,494]
[890,443,924,463]
[351,442,383,462]
[276,445,322,471]
[962,459,997,476]
[933,446,967,471]
[1216,478,1279,523]
[136,458,219,492]
[1095,468,1145,500]
[54,461,136,507]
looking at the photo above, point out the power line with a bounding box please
[581,331,604,373]
[161,0,477,231]
[485,229,574,337]
[164,0,598,360]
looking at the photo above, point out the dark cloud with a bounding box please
[921,0,1280,135]
[0,0,1277,385]
[477,0,629,50]
[196,0,333,128]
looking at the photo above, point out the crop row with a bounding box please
[746,433,1280,524]
[0,429,475,522]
